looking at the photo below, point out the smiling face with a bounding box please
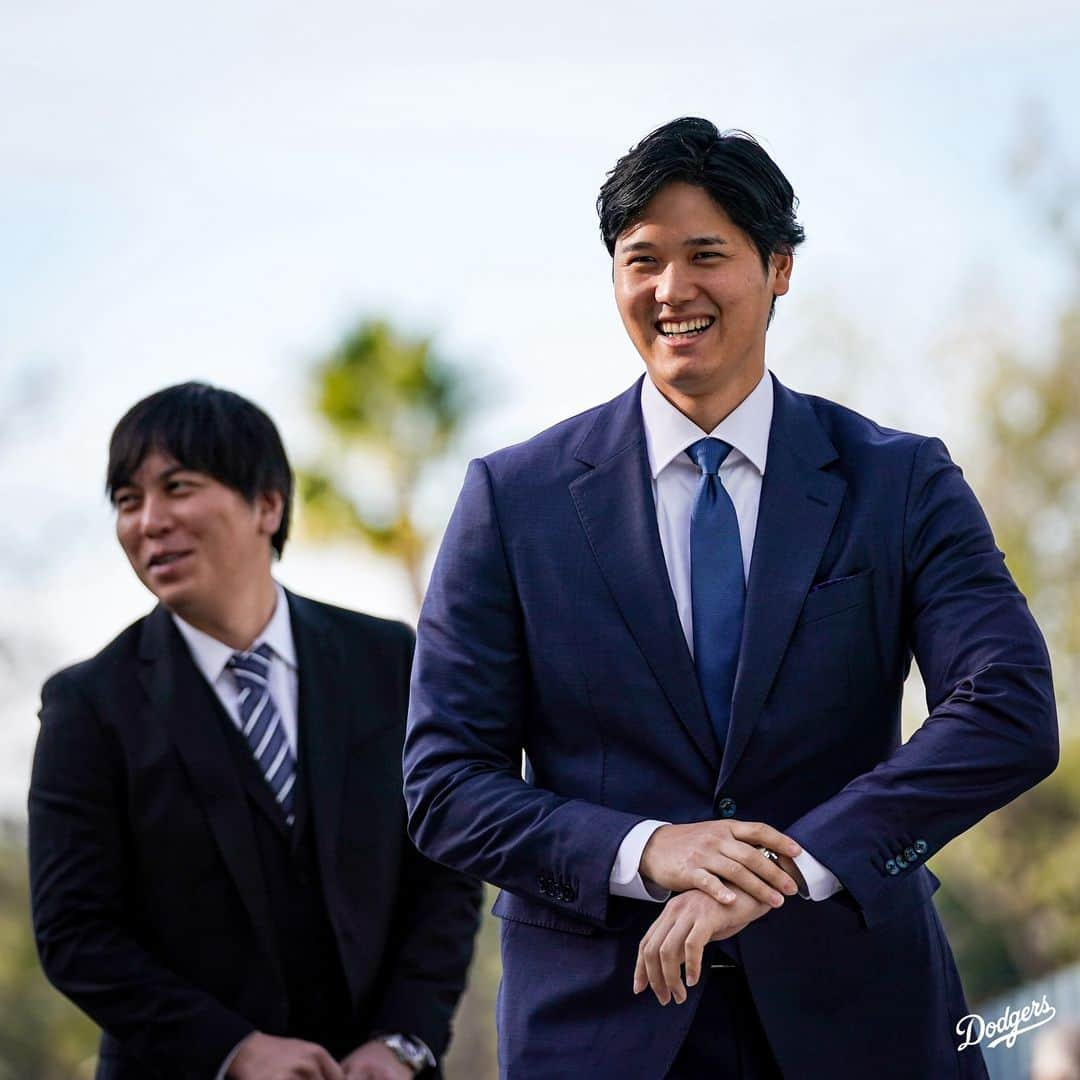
[113,449,283,624]
[613,180,792,428]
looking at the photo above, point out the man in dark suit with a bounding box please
[402,118,1059,1078]
[29,383,482,1080]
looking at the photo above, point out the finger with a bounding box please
[684,921,712,988]
[727,841,802,895]
[641,919,674,1005]
[729,820,802,858]
[313,1047,346,1080]
[634,925,657,994]
[657,918,692,1005]
[706,854,787,907]
[692,868,737,904]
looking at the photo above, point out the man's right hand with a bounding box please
[639,819,802,908]
[228,1032,345,1080]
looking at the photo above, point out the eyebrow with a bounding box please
[113,464,191,495]
[620,236,730,252]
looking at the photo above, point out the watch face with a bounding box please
[382,1034,426,1071]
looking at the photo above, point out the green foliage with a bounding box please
[298,320,474,609]
[0,840,98,1079]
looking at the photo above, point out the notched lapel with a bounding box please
[288,593,352,883]
[719,379,847,788]
[570,380,720,769]
[137,607,280,977]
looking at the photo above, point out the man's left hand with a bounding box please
[340,1040,414,1080]
[634,886,770,1005]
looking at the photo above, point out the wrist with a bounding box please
[776,853,806,895]
[375,1033,433,1075]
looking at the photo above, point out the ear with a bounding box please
[770,248,794,297]
[255,490,285,539]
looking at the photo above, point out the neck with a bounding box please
[657,362,765,433]
[171,575,278,652]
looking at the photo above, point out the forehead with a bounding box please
[617,181,738,245]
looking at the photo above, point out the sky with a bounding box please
[2,0,1079,814]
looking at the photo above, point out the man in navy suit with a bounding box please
[403,118,1058,1078]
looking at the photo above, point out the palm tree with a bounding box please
[298,319,474,611]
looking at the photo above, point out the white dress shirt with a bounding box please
[607,370,843,903]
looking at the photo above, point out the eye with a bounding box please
[626,255,655,266]
[694,251,724,260]
[114,493,138,510]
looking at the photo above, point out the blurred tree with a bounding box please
[298,319,474,610]
[934,109,1080,1001]
[0,831,97,1079]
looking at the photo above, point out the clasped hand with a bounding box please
[228,1032,413,1080]
[634,818,802,1005]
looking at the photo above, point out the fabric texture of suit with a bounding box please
[403,373,1058,1079]
[30,590,482,1079]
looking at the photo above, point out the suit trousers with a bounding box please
[667,962,783,1079]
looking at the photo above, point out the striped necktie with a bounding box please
[227,643,297,826]
[686,437,746,751]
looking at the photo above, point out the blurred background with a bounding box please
[2,2,1079,1077]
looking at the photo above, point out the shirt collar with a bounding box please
[171,581,297,685]
[640,368,773,480]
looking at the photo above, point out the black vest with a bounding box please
[216,703,356,1052]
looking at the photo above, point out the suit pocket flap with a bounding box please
[491,888,596,936]
[800,568,873,625]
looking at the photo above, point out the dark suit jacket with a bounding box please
[29,590,481,1079]
[403,373,1058,1079]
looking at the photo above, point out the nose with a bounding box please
[138,494,172,538]
[655,260,696,306]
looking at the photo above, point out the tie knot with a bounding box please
[686,437,732,476]
[227,642,273,676]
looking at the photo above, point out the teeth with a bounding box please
[659,317,712,335]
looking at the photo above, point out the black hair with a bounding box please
[597,118,805,318]
[106,382,293,558]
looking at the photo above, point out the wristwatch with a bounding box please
[376,1033,433,1075]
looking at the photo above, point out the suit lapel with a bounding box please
[717,376,846,788]
[287,592,352,886]
[137,606,281,978]
[570,378,720,769]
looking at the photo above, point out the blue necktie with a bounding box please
[227,644,297,826]
[686,438,746,751]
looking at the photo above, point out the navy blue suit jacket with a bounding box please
[404,374,1058,1079]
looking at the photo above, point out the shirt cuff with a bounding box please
[609,820,671,901]
[792,848,843,901]
[216,1038,246,1080]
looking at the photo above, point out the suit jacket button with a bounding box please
[914,839,928,855]
[885,859,898,875]
[903,847,918,863]
[716,798,737,819]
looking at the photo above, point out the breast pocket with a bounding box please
[774,568,875,715]
[799,567,874,626]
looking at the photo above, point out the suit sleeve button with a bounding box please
[885,860,898,875]
[895,855,908,869]
[903,847,917,863]
[914,840,928,855]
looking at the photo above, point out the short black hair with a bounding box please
[106,382,294,558]
[597,118,805,317]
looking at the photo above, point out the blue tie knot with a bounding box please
[227,643,273,676]
[686,437,732,476]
